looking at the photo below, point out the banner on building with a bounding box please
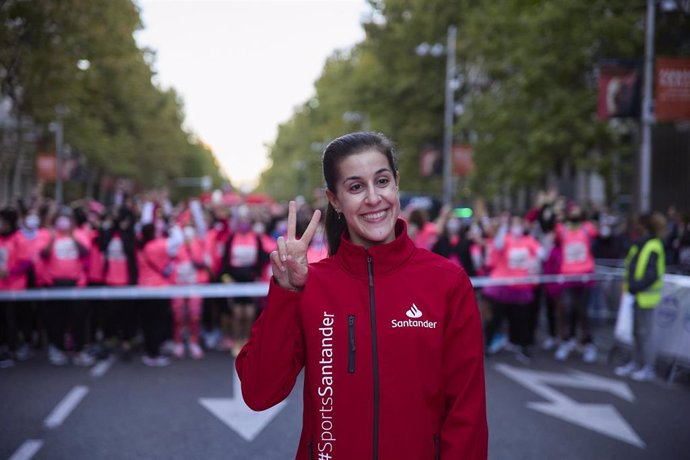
[36,153,56,181]
[597,60,640,120]
[452,144,474,176]
[419,146,442,177]
[656,57,690,122]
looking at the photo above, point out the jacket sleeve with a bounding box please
[628,252,659,294]
[235,278,305,411]
[441,274,488,459]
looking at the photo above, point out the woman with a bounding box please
[39,207,92,366]
[236,132,487,459]
[482,215,543,362]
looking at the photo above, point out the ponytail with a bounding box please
[325,202,347,256]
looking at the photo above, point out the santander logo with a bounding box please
[393,303,437,329]
[406,304,423,319]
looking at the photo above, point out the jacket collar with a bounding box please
[334,219,417,279]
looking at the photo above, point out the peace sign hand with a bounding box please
[271,201,322,291]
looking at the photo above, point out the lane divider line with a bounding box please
[44,386,89,429]
[8,439,44,460]
[90,356,115,379]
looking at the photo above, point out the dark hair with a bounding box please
[322,131,398,255]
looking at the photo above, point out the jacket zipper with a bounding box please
[367,255,380,460]
[348,314,356,373]
[309,437,313,460]
[433,434,440,460]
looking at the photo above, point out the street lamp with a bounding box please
[48,105,67,205]
[416,26,458,206]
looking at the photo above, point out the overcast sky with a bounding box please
[135,0,368,190]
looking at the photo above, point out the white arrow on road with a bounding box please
[199,370,287,442]
[495,363,645,448]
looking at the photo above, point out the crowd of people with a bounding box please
[0,187,687,375]
[0,192,327,368]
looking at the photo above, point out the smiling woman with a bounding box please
[236,132,488,460]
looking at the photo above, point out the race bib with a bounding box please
[107,238,126,261]
[507,247,530,270]
[55,239,78,260]
[176,261,197,284]
[0,246,8,271]
[564,241,587,263]
[231,245,258,268]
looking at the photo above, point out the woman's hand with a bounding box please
[271,201,321,291]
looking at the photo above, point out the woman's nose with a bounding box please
[364,184,382,205]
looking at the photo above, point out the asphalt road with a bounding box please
[1,346,689,460]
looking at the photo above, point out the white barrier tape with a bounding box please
[0,269,626,302]
[0,282,269,301]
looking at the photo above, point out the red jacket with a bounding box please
[236,221,487,460]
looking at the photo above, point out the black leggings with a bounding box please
[44,280,90,352]
[140,298,169,357]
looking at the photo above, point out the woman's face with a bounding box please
[327,149,400,249]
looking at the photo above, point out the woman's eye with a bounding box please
[377,177,390,186]
[349,183,363,192]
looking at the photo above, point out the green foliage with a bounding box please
[0,0,224,201]
[260,0,687,205]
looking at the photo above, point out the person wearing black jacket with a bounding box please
[432,217,477,277]
[98,207,139,360]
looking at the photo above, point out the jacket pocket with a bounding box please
[433,434,440,460]
[348,314,356,373]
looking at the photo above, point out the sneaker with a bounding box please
[48,345,68,366]
[217,337,235,352]
[487,333,507,355]
[142,355,171,367]
[615,362,639,377]
[541,336,558,351]
[631,365,656,382]
[73,351,95,367]
[554,339,576,361]
[160,340,175,356]
[203,329,222,350]
[0,352,14,369]
[582,344,598,363]
[189,342,204,360]
[172,342,185,359]
[15,344,31,361]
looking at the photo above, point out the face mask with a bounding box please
[600,225,611,238]
[55,217,71,231]
[184,226,196,240]
[25,215,39,230]
[446,219,462,235]
[510,225,524,237]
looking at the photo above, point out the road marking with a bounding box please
[90,356,115,378]
[44,385,89,429]
[199,369,287,442]
[495,363,645,448]
[8,439,44,460]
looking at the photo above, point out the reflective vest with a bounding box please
[629,238,665,309]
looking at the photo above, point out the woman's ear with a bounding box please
[325,189,340,213]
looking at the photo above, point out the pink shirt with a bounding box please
[137,238,171,287]
[42,233,88,284]
[490,234,541,289]
[104,235,130,286]
[0,232,29,290]
[557,222,596,275]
